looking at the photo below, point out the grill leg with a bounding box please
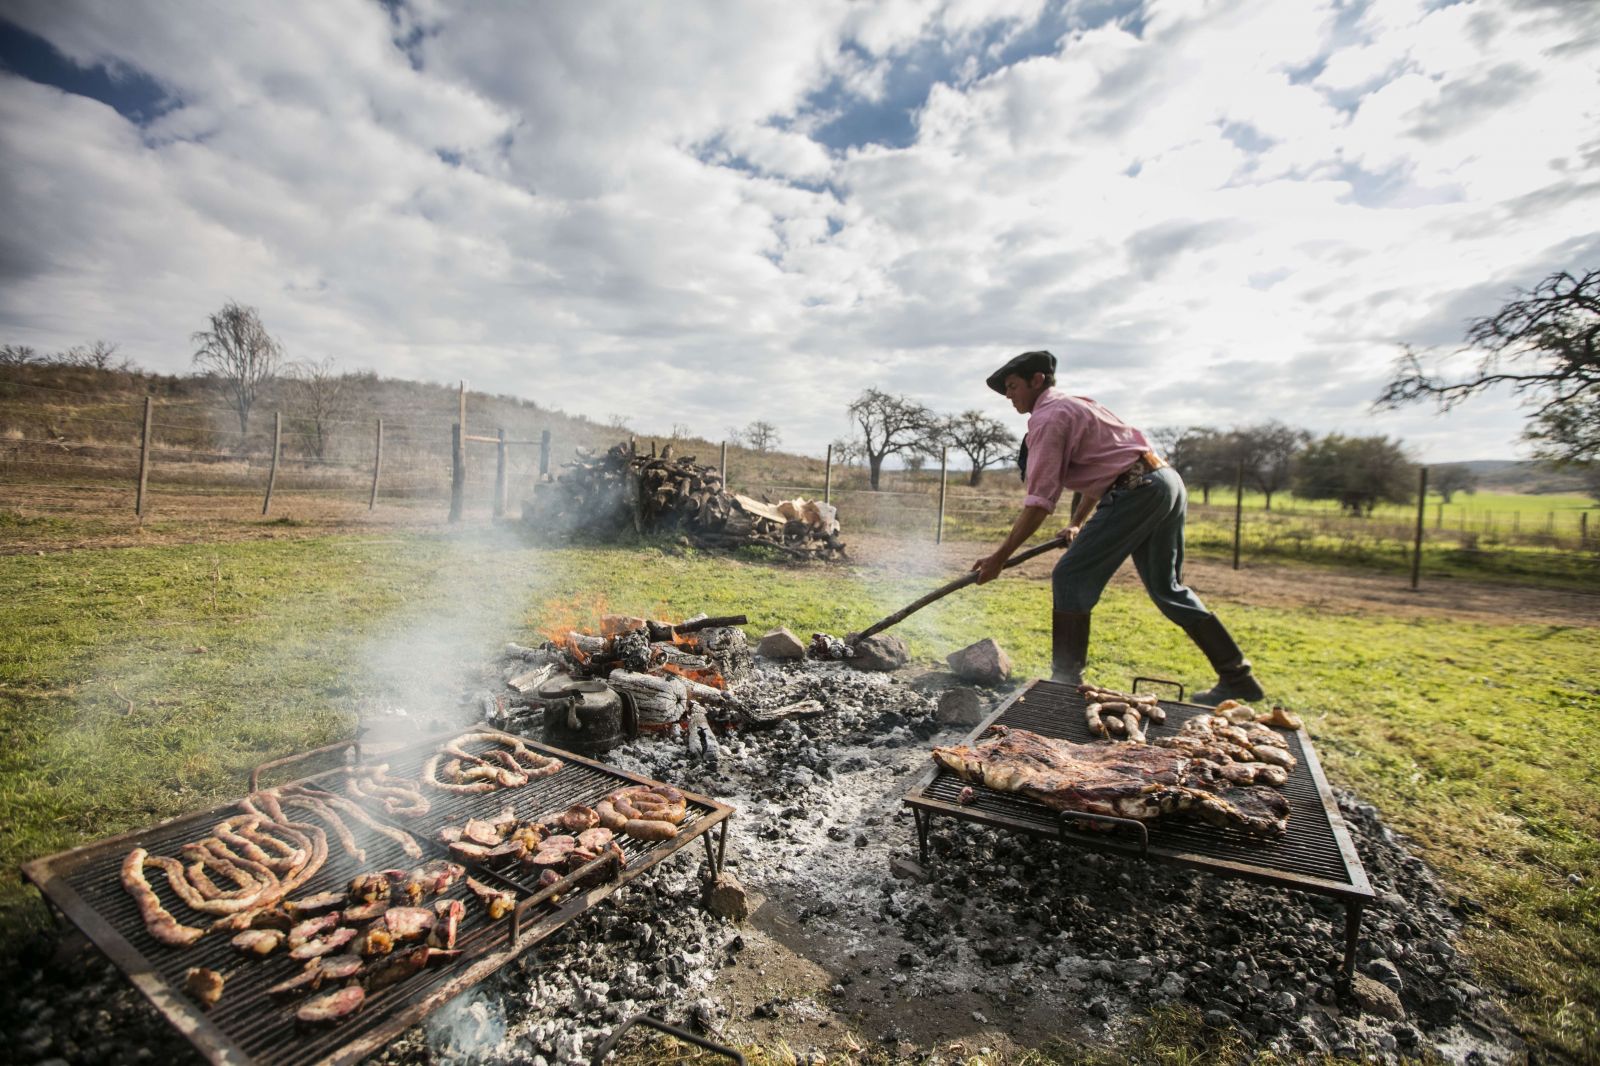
[913,809,932,865]
[1341,902,1364,986]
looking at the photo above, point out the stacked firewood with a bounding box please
[522,442,846,559]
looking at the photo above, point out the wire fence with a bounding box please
[2,377,1598,587]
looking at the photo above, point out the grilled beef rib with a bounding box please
[931,727,1289,836]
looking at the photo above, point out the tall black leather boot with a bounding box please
[1052,610,1091,685]
[1183,613,1265,705]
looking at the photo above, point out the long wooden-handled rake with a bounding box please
[850,534,1069,644]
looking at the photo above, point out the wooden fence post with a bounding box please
[539,429,551,479]
[1581,511,1589,547]
[720,441,727,485]
[824,444,832,505]
[494,427,508,520]
[135,396,152,518]
[1410,466,1427,590]
[369,418,383,510]
[1232,461,1243,570]
[936,447,948,544]
[262,411,281,516]
[449,422,465,522]
[1435,502,1442,529]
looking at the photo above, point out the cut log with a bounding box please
[608,670,687,724]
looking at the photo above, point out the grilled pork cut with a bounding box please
[931,727,1289,836]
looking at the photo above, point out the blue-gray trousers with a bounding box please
[1052,466,1210,626]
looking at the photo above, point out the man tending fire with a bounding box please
[971,350,1265,705]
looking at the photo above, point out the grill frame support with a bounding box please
[904,678,1373,985]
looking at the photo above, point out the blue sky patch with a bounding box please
[0,17,173,125]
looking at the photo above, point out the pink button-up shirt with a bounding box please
[1022,389,1152,512]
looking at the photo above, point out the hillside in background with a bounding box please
[1436,460,1587,495]
[0,362,866,496]
[4,362,1591,506]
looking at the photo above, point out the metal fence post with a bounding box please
[369,418,383,510]
[539,429,551,479]
[936,447,948,544]
[449,422,464,522]
[1232,461,1243,570]
[720,441,727,485]
[824,444,832,505]
[494,427,508,519]
[262,411,281,516]
[135,396,152,518]
[1410,466,1427,590]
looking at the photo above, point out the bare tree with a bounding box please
[1151,425,1234,504]
[743,420,780,453]
[287,357,349,460]
[846,388,934,491]
[192,301,283,437]
[0,344,39,367]
[670,423,692,440]
[1431,465,1479,503]
[1232,421,1311,510]
[1377,267,1600,464]
[828,437,861,467]
[607,414,632,431]
[940,410,1018,487]
[64,340,123,369]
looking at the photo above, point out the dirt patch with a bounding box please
[845,532,1600,629]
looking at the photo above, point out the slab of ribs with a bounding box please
[932,724,1292,836]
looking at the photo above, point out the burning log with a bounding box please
[522,442,846,559]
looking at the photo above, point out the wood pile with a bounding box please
[522,442,846,559]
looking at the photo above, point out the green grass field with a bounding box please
[0,529,1595,1060]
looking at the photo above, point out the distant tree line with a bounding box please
[832,388,1451,512]
[1,339,133,371]
[831,388,1019,490]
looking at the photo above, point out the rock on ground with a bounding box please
[935,687,987,727]
[849,634,909,672]
[756,628,806,659]
[945,638,1012,685]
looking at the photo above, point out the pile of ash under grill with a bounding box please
[402,661,1521,1064]
[521,441,846,560]
[3,661,1524,1066]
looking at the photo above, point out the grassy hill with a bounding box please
[0,362,858,499]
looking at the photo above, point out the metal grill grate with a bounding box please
[24,726,733,1066]
[904,679,1372,977]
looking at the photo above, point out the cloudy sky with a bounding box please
[1,0,1597,462]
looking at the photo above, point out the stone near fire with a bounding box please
[936,687,987,727]
[702,871,750,921]
[946,638,1012,685]
[756,627,806,659]
[849,633,909,672]
[1350,973,1406,1021]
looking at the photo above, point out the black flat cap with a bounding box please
[986,350,1056,394]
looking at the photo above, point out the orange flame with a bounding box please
[535,593,612,644]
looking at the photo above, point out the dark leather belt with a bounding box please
[1107,450,1167,493]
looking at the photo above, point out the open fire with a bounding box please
[491,610,755,754]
